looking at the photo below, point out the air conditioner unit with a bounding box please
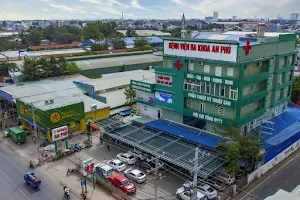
[90,104,97,110]
[200,62,204,65]
[49,99,54,104]
[45,100,49,105]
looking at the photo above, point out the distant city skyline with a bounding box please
[0,0,299,20]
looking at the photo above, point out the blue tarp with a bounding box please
[257,106,300,150]
[22,118,46,132]
[119,109,132,116]
[141,119,223,149]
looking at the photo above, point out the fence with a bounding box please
[247,139,300,184]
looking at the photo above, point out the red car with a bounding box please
[108,173,136,195]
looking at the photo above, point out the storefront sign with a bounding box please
[164,40,238,62]
[82,158,95,176]
[154,91,172,104]
[155,74,172,86]
[183,108,226,124]
[0,90,13,102]
[185,72,236,86]
[131,80,153,92]
[185,91,235,107]
[51,126,68,142]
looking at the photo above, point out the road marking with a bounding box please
[17,188,31,200]
[83,61,93,68]
[0,169,11,181]
[240,150,300,200]
[285,180,289,184]
[292,174,296,178]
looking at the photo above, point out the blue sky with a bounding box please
[0,0,299,20]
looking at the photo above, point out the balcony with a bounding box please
[241,72,269,86]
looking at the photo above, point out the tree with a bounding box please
[296,38,300,46]
[82,21,118,41]
[66,62,81,75]
[27,29,43,45]
[21,58,42,81]
[110,37,126,49]
[169,28,182,37]
[124,86,136,107]
[83,24,103,41]
[225,145,241,174]
[134,37,150,50]
[91,43,107,51]
[292,76,300,103]
[126,28,137,37]
[53,32,75,44]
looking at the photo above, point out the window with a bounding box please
[204,65,210,73]
[218,107,225,115]
[278,74,282,84]
[205,83,211,94]
[251,84,254,91]
[270,57,275,68]
[243,86,248,96]
[276,91,281,101]
[191,83,196,92]
[245,64,251,75]
[288,56,293,65]
[268,74,273,86]
[287,71,292,81]
[266,92,271,103]
[219,86,225,97]
[184,81,188,90]
[188,60,194,71]
[199,103,205,112]
[196,82,201,93]
[229,87,238,100]
[168,60,173,68]
[251,101,258,109]
[187,99,192,108]
[227,68,234,77]
[279,57,285,67]
[187,82,192,91]
[215,66,222,77]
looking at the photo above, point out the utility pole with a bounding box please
[154,157,159,200]
[31,103,38,141]
[191,147,199,200]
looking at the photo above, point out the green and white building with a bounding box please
[131,32,297,134]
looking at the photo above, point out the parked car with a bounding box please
[107,159,126,172]
[108,173,136,195]
[127,149,148,160]
[176,182,207,200]
[124,169,147,183]
[215,170,235,185]
[137,160,164,173]
[94,163,115,179]
[197,182,218,200]
[205,178,226,191]
[116,153,136,165]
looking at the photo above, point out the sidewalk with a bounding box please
[43,158,115,200]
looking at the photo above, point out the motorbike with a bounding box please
[63,186,70,199]
[29,160,35,168]
[66,168,76,175]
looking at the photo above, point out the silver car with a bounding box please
[124,169,147,183]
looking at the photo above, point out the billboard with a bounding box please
[154,91,172,104]
[164,40,238,62]
[51,126,68,142]
[82,158,95,176]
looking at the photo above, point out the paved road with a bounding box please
[240,150,300,200]
[0,141,79,200]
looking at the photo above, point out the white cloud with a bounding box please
[49,3,76,11]
[131,0,151,11]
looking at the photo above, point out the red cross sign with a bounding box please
[174,60,182,70]
[244,40,252,55]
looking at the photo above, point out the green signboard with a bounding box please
[184,91,236,108]
[183,108,232,125]
[185,72,237,87]
[17,100,85,129]
[131,80,154,93]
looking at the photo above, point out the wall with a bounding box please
[136,90,154,103]
[80,61,162,77]
[85,107,110,121]
[137,103,162,119]
[162,108,183,123]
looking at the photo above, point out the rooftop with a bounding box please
[117,30,171,36]
[99,89,126,109]
[74,53,162,71]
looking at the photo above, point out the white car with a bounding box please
[127,149,148,161]
[107,159,126,172]
[176,187,207,200]
[116,153,136,165]
[197,182,217,200]
[124,169,147,183]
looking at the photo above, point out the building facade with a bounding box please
[213,12,219,22]
[131,34,297,134]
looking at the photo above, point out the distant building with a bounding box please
[290,13,299,20]
[181,13,186,30]
[269,23,281,32]
[213,12,218,22]
[205,17,213,22]
[232,16,237,21]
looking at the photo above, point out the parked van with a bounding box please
[215,170,235,185]
[95,163,115,179]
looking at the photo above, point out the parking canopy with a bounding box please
[95,118,225,178]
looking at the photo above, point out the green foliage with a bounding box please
[87,74,102,79]
[292,76,300,103]
[296,38,300,45]
[0,38,25,51]
[82,21,117,41]
[134,37,150,50]
[91,43,107,51]
[124,86,136,107]
[44,25,82,43]
[0,62,17,73]
[225,145,241,174]
[169,28,182,38]
[52,32,76,44]
[110,36,126,49]
[21,57,81,81]
[27,29,43,45]
[126,28,137,37]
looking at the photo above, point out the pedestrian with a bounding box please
[81,192,86,200]
[99,137,103,144]
[107,145,110,151]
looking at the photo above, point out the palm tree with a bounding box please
[124,87,136,107]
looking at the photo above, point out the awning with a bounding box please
[119,108,132,116]
[21,118,46,132]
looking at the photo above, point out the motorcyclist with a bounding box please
[63,185,70,196]
[29,160,34,167]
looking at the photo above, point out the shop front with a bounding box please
[16,100,86,142]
